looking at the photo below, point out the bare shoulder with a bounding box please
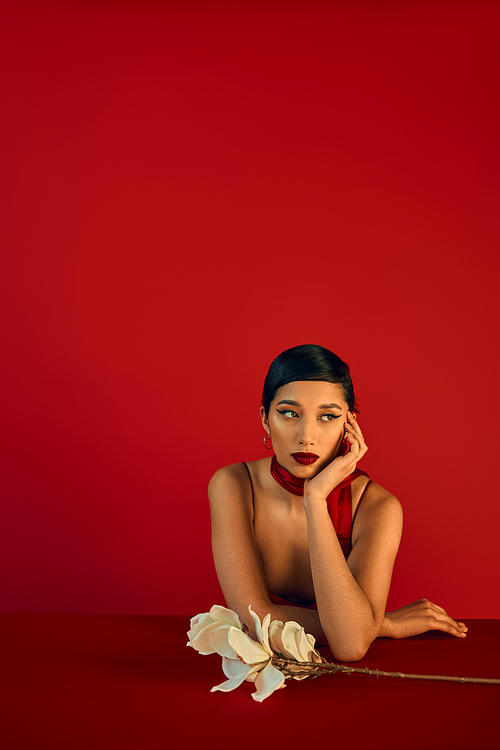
[209,462,248,488]
[208,458,273,519]
[208,462,251,503]
[210,457,271,489]
[352,480,403,540]
[361,480,401,508]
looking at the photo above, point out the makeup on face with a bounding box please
[263,381,348,475]
[291,452,319,465]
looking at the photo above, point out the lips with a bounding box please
[292,452,319,465]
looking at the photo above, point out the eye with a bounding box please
[320,414,341,421]
[276,409,299,419]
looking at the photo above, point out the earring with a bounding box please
[263,433,273,450]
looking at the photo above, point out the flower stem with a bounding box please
[271,654,500,685]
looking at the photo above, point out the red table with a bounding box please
[0,614,498,749]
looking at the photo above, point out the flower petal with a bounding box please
[243,667,260,683]
[293,625,321,662]
[261,613,271,653]
[208,624,238,659]
[247,607,272,653]
[295,625,308,661]
[304,632,322,663]
[269,619,288,656]
[211,659,263,693]
[211,665,252,693]
[228,628,270,665]
[281,621,302,661]
[209,605,242,629]
[221,657,252,680]
[271,620,300,660]
[248,606,264,644]
[189,611,213,630]
[187,618,214,644]
[189,620,224,654]
[287,622,318,662]
[251,661,286,702]
[187,612,219,651]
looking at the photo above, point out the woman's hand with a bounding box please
[303,412,368,501]
[380,599,468,639]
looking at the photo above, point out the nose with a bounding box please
[297,416,316,447]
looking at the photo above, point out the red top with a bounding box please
[268,454,370,609]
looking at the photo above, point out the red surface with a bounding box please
[0,614,499,750]
[1,0,500,616]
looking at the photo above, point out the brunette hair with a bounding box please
[261,344,357,417]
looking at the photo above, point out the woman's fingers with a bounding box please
[344,432,360,457]
[432,612,467,637]
[347,412,363,437]
[418,600,467,637]
[345,418,367,457]
[418,598,467,629]
[348,412,366,443]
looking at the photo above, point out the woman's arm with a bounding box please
[305,481,403,661]
[209,463,329,641]
[304,414,466,657]
[305,482,466,651]
[301,412,403,661]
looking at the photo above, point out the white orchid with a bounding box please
[187,604,321,701]
[187,605,243,655]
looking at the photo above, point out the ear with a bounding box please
[260,405,269,433]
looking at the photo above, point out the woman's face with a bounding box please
[260,380,348,477]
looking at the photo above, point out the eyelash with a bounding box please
[276,409,341,422]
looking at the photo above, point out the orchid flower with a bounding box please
[188,605,319,701]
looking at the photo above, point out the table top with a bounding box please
[1,613,499,750]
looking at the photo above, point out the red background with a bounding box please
[1,0,499,618]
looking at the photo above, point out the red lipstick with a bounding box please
[292,452,319,465]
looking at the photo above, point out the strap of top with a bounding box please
[242,462,254,508]
[329,469,369,558]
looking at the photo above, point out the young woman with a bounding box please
[209,344,467,662]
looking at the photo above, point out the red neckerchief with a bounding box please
[270,453,368,496]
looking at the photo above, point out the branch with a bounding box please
[271,652,500,685]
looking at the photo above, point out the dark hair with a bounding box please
[262,344,357,417]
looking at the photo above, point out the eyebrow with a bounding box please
[276,400,343,410]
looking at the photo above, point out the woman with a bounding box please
[209,344,466,662]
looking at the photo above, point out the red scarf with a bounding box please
[270,454,369,559]
[270,453,367,496]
